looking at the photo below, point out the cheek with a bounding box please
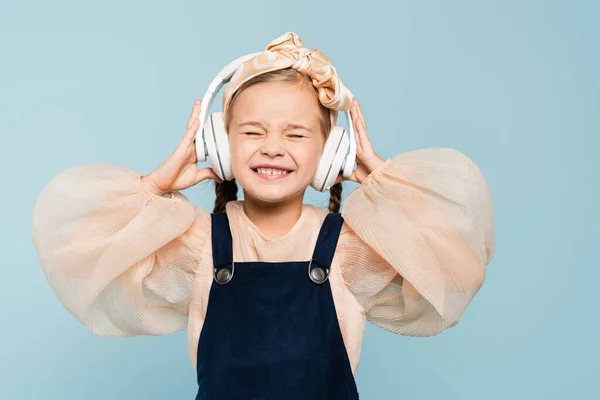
[229,136,263,177]
[227,133,242,152]
[292,141,324,173]
[228,136,248,173]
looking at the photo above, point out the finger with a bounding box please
[195,167,222,184]
[350,100,361,131]
[195,167,223,184]
[354,101,372,151]
[346,170,359,183]
[350,103,363,154]
[183,116,200,142]
[335,171,358,185]
[186,99,202,130]
[355,100,366,131]
[186,99,200,129]
[354,100,368,136]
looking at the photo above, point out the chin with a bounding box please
[250,189,300,204]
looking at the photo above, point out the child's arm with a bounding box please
[31,163,210,337]
[338,148,494,336]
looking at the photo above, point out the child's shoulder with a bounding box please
[301,203,351,236]
[302,202,330,216]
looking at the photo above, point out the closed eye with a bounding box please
[243,132,262,136]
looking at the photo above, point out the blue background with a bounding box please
[1,0,598,398]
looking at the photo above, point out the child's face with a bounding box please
[228,81,325,204]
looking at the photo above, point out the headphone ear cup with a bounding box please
[204,112,233,181]
[311,126,350,192]
[341,126,356,178]
[195,124,207,163]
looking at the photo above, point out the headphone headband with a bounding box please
[198,52,262,138]
[196,52,356,183]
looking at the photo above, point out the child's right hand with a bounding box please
[141,100,223,196]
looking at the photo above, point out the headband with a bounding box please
[221,32,354,124]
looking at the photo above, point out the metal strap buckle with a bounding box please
[308,259,329,284]
[214,261,235,285]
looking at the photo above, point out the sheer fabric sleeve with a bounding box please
[338,148,494,336]
[31,164,211,337]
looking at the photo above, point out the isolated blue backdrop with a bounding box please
[1,0,598,398]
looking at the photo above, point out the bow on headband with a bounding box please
[222,32,353,123]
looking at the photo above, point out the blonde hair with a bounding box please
[213,67,343,213]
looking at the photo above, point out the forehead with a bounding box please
[230,82,322,125]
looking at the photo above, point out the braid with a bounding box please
[328,182,343,213]
[213,179,238,213]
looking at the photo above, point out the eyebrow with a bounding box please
[237,121,313,132]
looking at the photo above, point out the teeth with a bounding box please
[256,168,288,175]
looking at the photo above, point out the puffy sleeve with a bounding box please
[31,164,211,337]
[338,148,494,336]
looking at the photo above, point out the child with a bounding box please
[31,32,494,399]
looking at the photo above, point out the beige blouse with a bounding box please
[31,148,494,375]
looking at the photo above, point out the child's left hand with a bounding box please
[336,99,385,184]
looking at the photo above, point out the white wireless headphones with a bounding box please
[195,52,356,192]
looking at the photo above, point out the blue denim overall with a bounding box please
[194,211,359,399]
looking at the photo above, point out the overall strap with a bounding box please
[308,212,344,284]
[210,212,234,284]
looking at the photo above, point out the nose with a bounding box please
[260,134,285,157]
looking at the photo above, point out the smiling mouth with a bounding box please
[251,167,293,180]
